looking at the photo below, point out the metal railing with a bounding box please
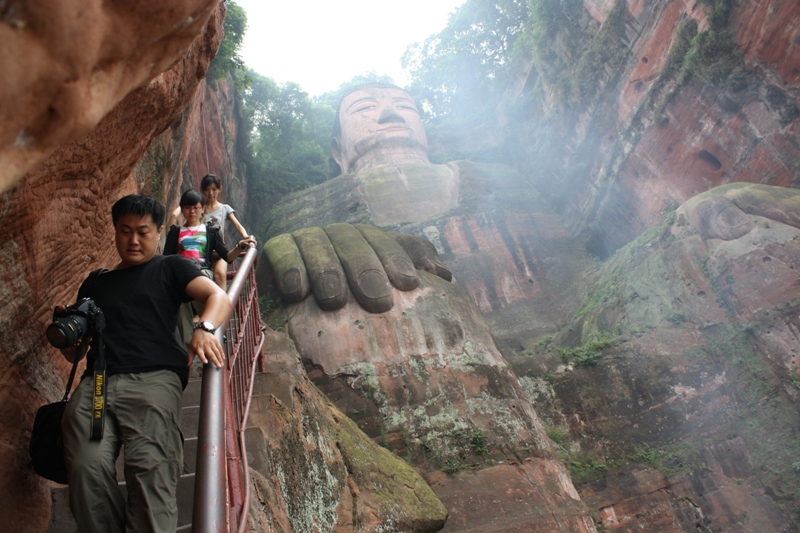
[192,246,265,533]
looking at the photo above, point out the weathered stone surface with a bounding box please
[513,184,800,530]
[0,6,225,530]
[0,0,220,193]
[290,271,551,458]
[580,438,795,532]
[432,461,596,533]
[528,0,800,258]
[280,267,596,529]
[245,327,448,533]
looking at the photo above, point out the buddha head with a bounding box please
[332,84,430,174]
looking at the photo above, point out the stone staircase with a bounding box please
[47,364,203,532]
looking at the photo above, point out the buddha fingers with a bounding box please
[264,223,451,314]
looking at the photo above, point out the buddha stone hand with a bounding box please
[263,223,452,314]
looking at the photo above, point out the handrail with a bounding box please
[192,245,264,532]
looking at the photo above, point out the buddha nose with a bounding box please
[378,105,406,124]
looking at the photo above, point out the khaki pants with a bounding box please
[62,370,184,533]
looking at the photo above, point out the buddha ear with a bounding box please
[331,137,347,174]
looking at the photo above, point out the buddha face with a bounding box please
[333,87,429,173]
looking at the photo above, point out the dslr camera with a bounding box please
[46,298,105,349]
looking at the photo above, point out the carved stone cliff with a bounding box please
[0,4,226,529]
[1,4,449,531]
[547,0,800,257]
[2,0,800,531]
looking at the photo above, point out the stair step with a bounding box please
[49,368,204,530]
[48,473,195,532]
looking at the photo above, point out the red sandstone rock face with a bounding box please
[135,77,246,225]
[439,208,593,345]
[289,271,547,454]
[613,82,800,248]
[246,328,448,532]
[0,0,220,193]
[579,439,795,531]
[733,0,800,86]
[511,184,800,530]
[286,271,597,530]
[0,7,224,530]
[433,461,596,532]
[555,0,800,257]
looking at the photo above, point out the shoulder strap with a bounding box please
[62,268,108,401]
[163,225,179,256]
[77,267,108,300]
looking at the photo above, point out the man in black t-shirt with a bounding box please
[58,194,231,533]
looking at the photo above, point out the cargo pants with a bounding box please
[62,370,184,533]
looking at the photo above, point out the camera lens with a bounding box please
[46,315,88,349]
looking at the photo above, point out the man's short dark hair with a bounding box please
[200,174,221,191]
[179,190,205,208]
[112,195,166,227]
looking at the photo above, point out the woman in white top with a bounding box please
[200,174,254,289]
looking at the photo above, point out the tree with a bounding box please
[240,73,335,238]
[207,1,250,90]
[402,0,530,123]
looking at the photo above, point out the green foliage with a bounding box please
[556,333,616,367]
[546,426,568,446]
[634,443,658,465]
[207,2,250,90]
[534,335,554,354]
[666,311,686,325]
[791,371,800,391]
[565,0,629,107]
[239,72,335,239]
[630,443,699,477]
[699,0,736,29]
[470,428,490,458]
[402,0,530,128]
[567,454,615,483]
[429,425,494,474]
[682,29,749,91]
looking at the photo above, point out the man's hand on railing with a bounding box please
[262,223,452,313]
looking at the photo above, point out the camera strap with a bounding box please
[90,335,106,441]
[89,305,107,441]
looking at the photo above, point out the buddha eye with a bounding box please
[354,104,375,113]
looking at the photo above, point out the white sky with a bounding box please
[233,0,465,96]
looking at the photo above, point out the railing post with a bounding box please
[192,335,229,532]
[192,246,260,533]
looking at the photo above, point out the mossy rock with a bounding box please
[336,412,448,533]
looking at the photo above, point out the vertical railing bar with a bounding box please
[192,246,259,533]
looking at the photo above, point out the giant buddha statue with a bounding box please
[267,84,594,347]
[259,84,597,531]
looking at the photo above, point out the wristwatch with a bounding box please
[193,320,216,334]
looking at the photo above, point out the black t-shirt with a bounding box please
[77,255,202,387]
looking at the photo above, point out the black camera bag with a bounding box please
[29,396,72,484]
[29,268,106,484]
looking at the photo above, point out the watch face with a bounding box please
[194,320,215,333]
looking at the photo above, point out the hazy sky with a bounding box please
[233,0,465,96]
